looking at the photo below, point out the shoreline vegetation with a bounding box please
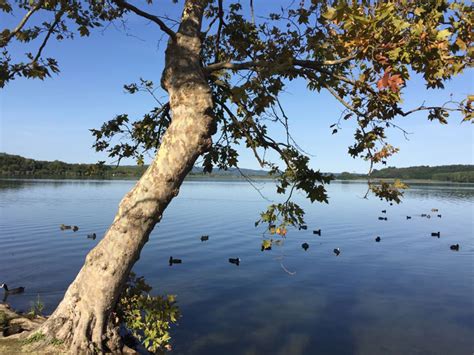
[1,153,473,183]
[0,303,65,354]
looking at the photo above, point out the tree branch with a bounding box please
[205,54,356,72]
[250,0,255,25]
[322,83,366,118]
[396,101,461,117]
[205,60,261,72]
[3,0,44,46]
[112,0,176,40]
[215,97,267,168]
[214,0,225,63]
[33,9,64,62]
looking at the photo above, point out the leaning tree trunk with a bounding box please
[38,2,212,353]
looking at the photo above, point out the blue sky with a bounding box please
[1,1,473,173]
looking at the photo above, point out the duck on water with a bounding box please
[1,284,25,294]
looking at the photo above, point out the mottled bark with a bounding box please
[38,1,212,353]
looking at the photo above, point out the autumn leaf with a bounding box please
[376,68,391,90]
[375,53,389,65]
[388,74,404,92]
[377,67,404,92]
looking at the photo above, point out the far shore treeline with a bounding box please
[1,153,473,182]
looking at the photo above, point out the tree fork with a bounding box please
[37,1,212,353]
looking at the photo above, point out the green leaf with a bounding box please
[322,7,336,20]
[262,239,272,250]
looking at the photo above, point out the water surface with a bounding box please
[0,179,473,354]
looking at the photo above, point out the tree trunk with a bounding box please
[38,1,212,353]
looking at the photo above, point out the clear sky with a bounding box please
[1,1,473,173]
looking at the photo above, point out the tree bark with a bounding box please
[38,1,212,353]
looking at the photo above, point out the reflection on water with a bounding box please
[0,179,473,354]
[405,184,474,202]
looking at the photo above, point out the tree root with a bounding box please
[37,306,126,354]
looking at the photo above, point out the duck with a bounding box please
[333,248,341,256]
[450,244,460,251]
[381,210,387,214]
[378,217,388,221]
[437,214,442,218]
[299,225,308,230]
[313,229,321,236]
[375,236,381,242]
[431,208,439,212]
[168,256,182,266]
[87,233,96,240]
[60,224,72,230]
[301,242,309,251]
[421,214,427,217]
[406,216,412,220]
[228,258,240,266]
[431,232,440,238]
[0,284,25,294]
[72,226,79,232]
[200,235,209,242]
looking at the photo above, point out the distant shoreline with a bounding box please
[1,176,473,186]
[1,153,473,183]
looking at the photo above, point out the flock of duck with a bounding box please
[169,206,460,267]
[1,207,460,297]
[60,224,96,240]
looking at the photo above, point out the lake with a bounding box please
[0,179,473,354]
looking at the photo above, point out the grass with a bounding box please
[50,338,64,346]
[27,295,44,318]
[22,332,45,344]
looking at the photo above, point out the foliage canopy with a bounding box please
[1,0,472,228]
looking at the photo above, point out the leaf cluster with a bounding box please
[90,78,171,166]
[1,0,122,87]
[116,272,180,353]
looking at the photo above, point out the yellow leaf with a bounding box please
[436,29,451,41]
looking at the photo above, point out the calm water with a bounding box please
[0,179,473,354]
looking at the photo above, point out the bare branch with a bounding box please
[205,60,260,72]
[322,83,365,117]
[112,0,176,40]
[203,14,219,34]
[250,0,255,25]
[204,55,356,72]
[235,166,272,202]
[396,101,462,117]
[214,0,225,63]
[33,9,64,62]
[215,97,266,168]
[314,54,357,65]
